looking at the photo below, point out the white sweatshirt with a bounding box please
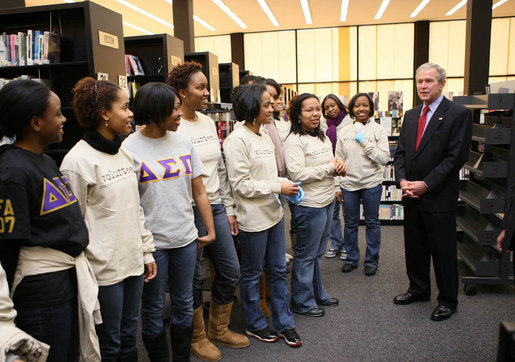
[223,125,285,232]
[283,133,336,207]
[61,140,155,286]
[335,119,389,191]
[177,111,235,215]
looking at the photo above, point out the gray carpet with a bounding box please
[137,220,515,361]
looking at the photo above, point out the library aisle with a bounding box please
[137,212,514,361]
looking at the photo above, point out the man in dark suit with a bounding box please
[497,184,515,277]
[393,62,472,321]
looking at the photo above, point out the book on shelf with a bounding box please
[43,31,61,64]
[361,204,404,220]
[127,55,144,76]
[379,116,392,136]
[0,30,60,67]
[125,55,130,76]
[9,34,17,66]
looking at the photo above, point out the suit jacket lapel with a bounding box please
[415,97,449,155]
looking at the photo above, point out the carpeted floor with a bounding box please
[137,219,515,361]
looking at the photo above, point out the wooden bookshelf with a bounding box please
[185,51,219,103]
[124,33,184,84]
[0,2,126,165]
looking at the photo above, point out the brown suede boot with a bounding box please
[259,274,271,317]
[207,301,250,348]
[191,306,221,361]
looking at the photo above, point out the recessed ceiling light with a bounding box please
[123,21,152,35]
[116,0,174,29]
[300,0,312,25]
[446,0,467,16]
[375,0,390,20]
[257,0,279,26]
[492,0,508,10]
[410,0,430,18]
[194,15,216,31]
[340,0,349,22]
[212,0,247,29]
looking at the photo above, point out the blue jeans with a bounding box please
[342,184,382,268]
[96,274,144,361]
[329,197,344,251]
[193,204,240,308]
[291,203,334,312]
[16,298,79,362]
[141,242,197,336]
[239,219,295,333]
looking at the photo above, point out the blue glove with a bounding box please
[287,182,304,205]
[355,132,365,144]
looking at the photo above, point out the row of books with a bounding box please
[383,163,469,182]
[0,31,61,67]
[381,185,403,201]
[0,75,50,90]
[360,204,404,220]
[383,164,396,181]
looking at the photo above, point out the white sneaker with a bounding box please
[325,248,337,258]
[285,253,294,264]
[339,250,348,260]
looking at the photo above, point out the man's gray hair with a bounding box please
[416,62,446,83]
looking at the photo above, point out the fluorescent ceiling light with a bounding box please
[116,0,174,29]
[257,0,279,26]
[340,0,349,22]
[446,0,467,16]
[62,0,76,2]
[123,21,152,35]
[375,0,390,20]
[164,0,173,5]
[410,0,430,18]
[212,0,247,29]
[492,0,508,10]
[194,15,216,31]
[300,0,312,24]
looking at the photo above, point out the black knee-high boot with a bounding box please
[170,324,193,362]
[142,331,170,362]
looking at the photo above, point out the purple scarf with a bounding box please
[326,110,345,154]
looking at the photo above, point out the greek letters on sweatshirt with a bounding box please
[123,131,204,249]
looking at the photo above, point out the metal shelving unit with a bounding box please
[454,93,514,295]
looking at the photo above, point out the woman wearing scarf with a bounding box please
[320,94,352,261]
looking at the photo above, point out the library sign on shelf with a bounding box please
[98,31,119,49]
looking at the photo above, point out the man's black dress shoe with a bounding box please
[430,305,456,321]
[393,292,430,305]
[318,297,339,307]
[291,306,325,317]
